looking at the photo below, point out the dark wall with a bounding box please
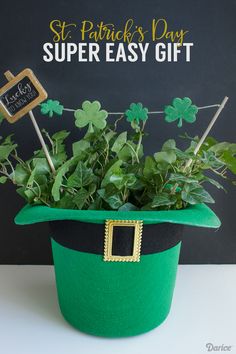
[0,0,235,264]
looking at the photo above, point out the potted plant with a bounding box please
[0,96,235,337]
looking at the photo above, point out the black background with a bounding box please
[0,0,235,264]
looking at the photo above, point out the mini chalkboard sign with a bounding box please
[0,69,47,123]
[0,69,55,173]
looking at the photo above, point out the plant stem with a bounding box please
[6,158,15,180]
[33,180,41,197]
[135,120,146,161]
[114,115,124,131]
[126,142,139,163]
[43,130,55,154]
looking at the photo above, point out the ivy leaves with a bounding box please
[209,142,236,174]
[0,126,234,210]
[67,161,94,189]
[0,98,235,211]
[181,184,215,204]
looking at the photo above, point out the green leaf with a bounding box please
[52,130,70,141]
[67,161,94,188]
[201,151,224,169]
[154,151,176,164]
[209,142,235,154]
[104,131,116,143]
[32,158,51,175]
[175,148,192,160]
[111,132,127,154]
[162,139,176,151]
[141,203,153,211]
[204,177,225,191]
[3,134,15,145]
[151,192,177,208]
[52,158,77,201]
[72,140,90,156]
[16,186,27,199]
[118,202,139,211]
[143,156,157,179]
[97,188,123,209]
[123,173,137,187]
[0,144,17,161]
[51,152,67,169]
[181,184,215,204]
[118,142,143,162]
[128,179,144,190]
[73,188,89,209]
[108,172,137,190]
[109,174,124,189]
[55,193,76,209]
[168,173,198,184]
[24,187,39,203]
[27,168,36,188]
[198,137,218,152]
[88,197,102,210]
[14,164,29,185]
[101,160,122,188]
[220,151,236,174]
[207,142,236,174]
[88,183,97,195]
[0,176,7,184]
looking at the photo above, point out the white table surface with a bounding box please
[0,265,235,354]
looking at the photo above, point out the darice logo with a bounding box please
[42,18,193,63]
[206,343,233,352]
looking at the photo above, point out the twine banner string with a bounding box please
[63,103,221,115]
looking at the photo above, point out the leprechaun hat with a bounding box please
[15,203,220,337]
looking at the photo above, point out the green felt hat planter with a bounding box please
[15,203,220,337]
[0,89,232,337]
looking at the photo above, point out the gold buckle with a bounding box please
[104,220,143,262]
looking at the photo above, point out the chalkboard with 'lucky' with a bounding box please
[0,69,47,123]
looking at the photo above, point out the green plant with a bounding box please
[0,100,235,211]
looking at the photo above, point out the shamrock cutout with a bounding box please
[40,99,64,117]
[164,97,198,128]
[74,101,108,130]
[125,103,148,123]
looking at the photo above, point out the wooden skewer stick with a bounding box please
[185,96,229,169]
[28,110,55,174]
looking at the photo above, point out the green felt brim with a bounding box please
[14,203,221,228]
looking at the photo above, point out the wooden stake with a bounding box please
[28,110,55,174]
[185,96,229,169]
